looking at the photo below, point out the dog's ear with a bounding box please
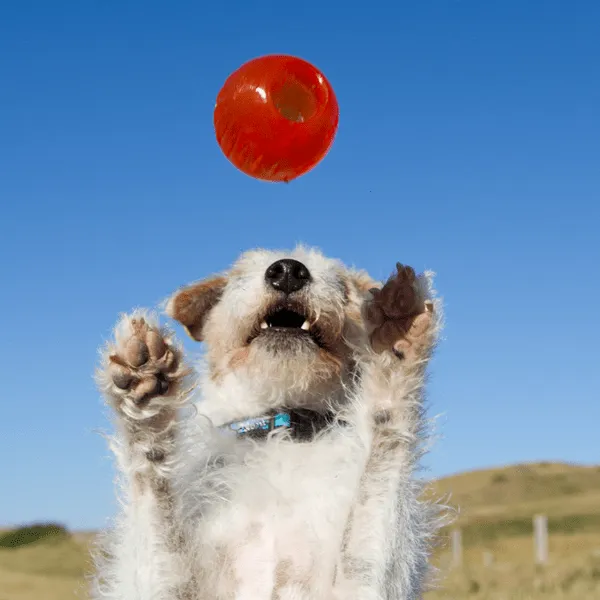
[166,276,227,341]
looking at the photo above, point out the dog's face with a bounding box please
[167,247,377,402]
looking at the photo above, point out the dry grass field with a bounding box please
[426,532,600,599]
[425,461,600,599]
[1,461,599,600]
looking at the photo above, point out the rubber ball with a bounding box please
[214,54,339,182]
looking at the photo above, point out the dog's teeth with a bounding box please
[260,321,268,329]
[301,320,310,331]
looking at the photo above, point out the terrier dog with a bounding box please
[91,246,444,600]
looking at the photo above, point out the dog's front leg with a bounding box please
[91,311,193,600]
[337,265,440,600]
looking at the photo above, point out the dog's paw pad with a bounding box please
[124,336,150,368]
[111,364,134,390]
[106,315,184,405]
[366,264,434,358]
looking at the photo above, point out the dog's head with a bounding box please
[166,246,378,404]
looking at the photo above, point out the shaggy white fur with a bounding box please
[91,246,447,600]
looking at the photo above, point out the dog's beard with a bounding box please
[251,328,317,355]
[240,337,345,407]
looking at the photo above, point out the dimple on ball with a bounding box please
[214,55,339,182]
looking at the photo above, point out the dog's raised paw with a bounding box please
[106,314,185,406]
[365,263,434,359]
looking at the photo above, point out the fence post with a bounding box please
[483,551,494,567]
[451,528,462,567]
[533,514,548,565]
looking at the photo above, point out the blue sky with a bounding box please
[1,1,599,530]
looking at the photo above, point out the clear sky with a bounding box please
[1,1,599,531]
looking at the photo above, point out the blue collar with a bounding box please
[223,408,345,441]
[225,411,291,436]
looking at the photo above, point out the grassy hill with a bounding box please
[1,461,599,600]
[0,528,92,600]
[431,461,600,519]
[426,461,600,598]
[428,461,600,545]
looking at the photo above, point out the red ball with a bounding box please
[214,55,339,182]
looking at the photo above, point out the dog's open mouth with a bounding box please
[248,303,323,346]
[260,308,311,332]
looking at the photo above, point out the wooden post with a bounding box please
[533,514,548,565]
[451,528,462,567]
[483,551,494,567]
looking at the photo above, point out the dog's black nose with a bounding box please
[265,259,311,294]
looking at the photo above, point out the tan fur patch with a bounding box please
[273,558,293,589]
[228,347,251,370]
[350,270,380,294]
[168,276,227,341]
[318,348,343,376]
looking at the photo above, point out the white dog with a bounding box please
[91,246,445,600]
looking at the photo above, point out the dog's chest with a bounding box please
[194,432,366,596]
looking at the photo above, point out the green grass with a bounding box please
[440,513,600,546]
[0,523,69,549]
